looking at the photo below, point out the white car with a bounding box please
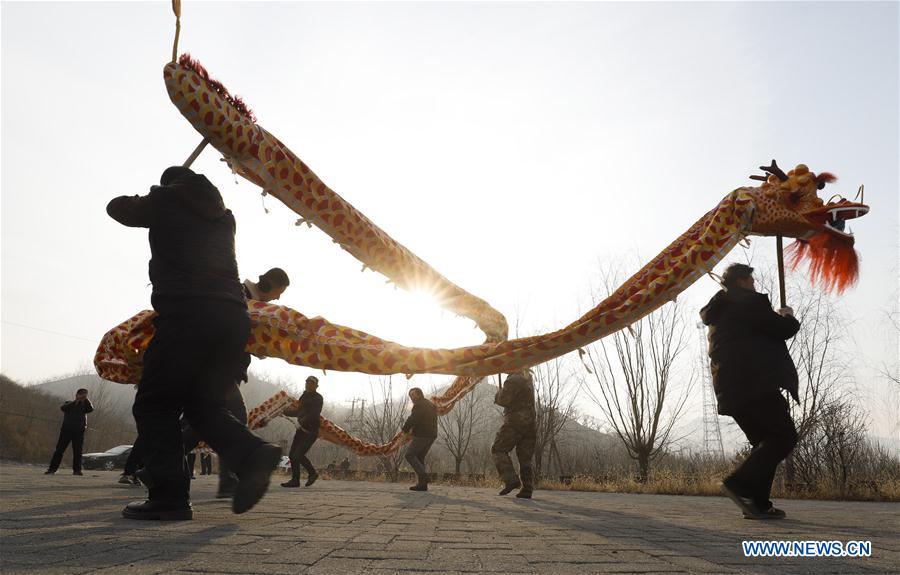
[277,455,291,471]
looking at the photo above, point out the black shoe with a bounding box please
[233,443,282,514]
[499,480,521,496]
[409,484,428,491]
[305,472,319,487]
[44,470,56,475]
[118,475,135,485]
[744,506,787,520]
[281,480,301,488]
[73,471,83,476]
[515,488,533,499]
[721,481,760,517]
[122,500,193,521]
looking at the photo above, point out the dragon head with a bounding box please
[745,160,869,293]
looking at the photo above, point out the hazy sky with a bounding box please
[2,2,897,437]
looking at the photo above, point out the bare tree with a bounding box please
[438,385,482,475]
[532,358,577,480]
[360,376,409,481]
[583,277,695,482]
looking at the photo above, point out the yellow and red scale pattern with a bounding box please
[95,57,759,454]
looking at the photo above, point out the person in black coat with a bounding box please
[107,166,282,520]
[281,375,324,488]
[401,388,438,491]
[45,388,93,475]
[700,263,800,520]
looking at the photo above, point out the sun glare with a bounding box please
[360,287,479,351]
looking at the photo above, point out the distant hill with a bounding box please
[24,371,621,475]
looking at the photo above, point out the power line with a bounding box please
[1,320,98,344]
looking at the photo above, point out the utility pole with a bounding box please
[345,397,366,468]
[696,322,725,458]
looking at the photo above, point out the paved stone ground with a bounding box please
[2,462,897,574]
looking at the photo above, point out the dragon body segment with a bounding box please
[94,56,868,454]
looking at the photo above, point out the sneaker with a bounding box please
[44,470,56,475]
[305,472,319,487]
[409,484,428,491]
[721,481,760,517]
[744,506,787,520]
[280,480,301,488]
[135,468,152,488]
[498,480,521,496]
[515,488,533,499]
[233,443,282,514]
[73,471,83,476]
[118,475,134,485]
[122,500,193,521]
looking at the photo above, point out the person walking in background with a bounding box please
[401,388,437,491]
[200,450,212,475]
[45,388,93,476]
[700,263,800,520]
[281,375,323,488]
[492,372,537,499]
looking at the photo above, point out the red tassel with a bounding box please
[786,235,859,293]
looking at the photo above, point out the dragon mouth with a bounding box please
[805,203,869,241]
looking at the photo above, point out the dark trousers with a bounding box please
[123,436,144,476]
[491,418,536,488]
[404,436,435,484]
[133,299,264,504]
[726,393,798,509]
[288,429,318,481]
[48,427,84,473]
[183,383,248,492]
[200,454,212,475]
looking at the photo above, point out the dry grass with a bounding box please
[316,468,900,502]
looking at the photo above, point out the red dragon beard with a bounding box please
[786,234,859,293]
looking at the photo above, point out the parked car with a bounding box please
[277,455,291,472]
[82,445,133,471]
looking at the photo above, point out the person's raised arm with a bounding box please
[106,192,154,228]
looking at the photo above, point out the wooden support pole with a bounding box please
[776,235,787,308]
[183,138,209,168]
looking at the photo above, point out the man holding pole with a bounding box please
[700,263,800,520]
[107,166,282,520]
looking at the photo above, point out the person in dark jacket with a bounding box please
[492,372,537,498]
[281,375,324,488]
[45,388,93,475]
[107,166,282,520]
[700,263,800,520]
[401,388,438,491]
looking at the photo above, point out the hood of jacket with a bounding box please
[150,172,226,221]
